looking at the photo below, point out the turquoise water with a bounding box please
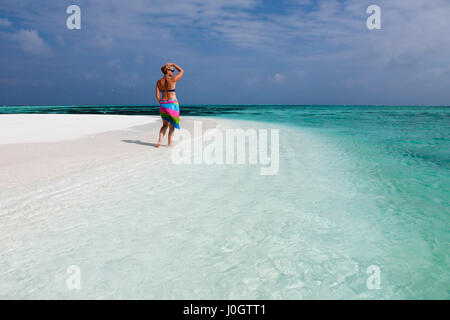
[0,105,449,299]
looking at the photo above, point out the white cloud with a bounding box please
[3,0,449,61]
[13,30,53,56]
[268,73,284,83]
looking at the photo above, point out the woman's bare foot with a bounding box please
[156,143,161,148]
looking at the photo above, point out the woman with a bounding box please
[155,62,184,147]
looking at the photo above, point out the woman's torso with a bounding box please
[159,77,177,101]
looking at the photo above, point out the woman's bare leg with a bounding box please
[168,124,175,147]
[156,120,169,147]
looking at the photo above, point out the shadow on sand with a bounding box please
[121,140,159,147]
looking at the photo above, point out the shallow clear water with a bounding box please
[0,105,449,299]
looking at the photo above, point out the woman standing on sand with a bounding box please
[155,62,184,148]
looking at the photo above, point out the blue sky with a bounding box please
[0,0,449,105]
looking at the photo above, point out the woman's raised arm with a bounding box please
[170,63,184,82]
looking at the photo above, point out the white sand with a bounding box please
[0,114,158,144]
[0,114,217,191]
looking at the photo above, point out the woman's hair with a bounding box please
[161,65,172,74]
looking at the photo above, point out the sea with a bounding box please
[0,105,449,299]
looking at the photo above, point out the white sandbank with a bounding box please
[0,114,217,191]
[0,114,159,144]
